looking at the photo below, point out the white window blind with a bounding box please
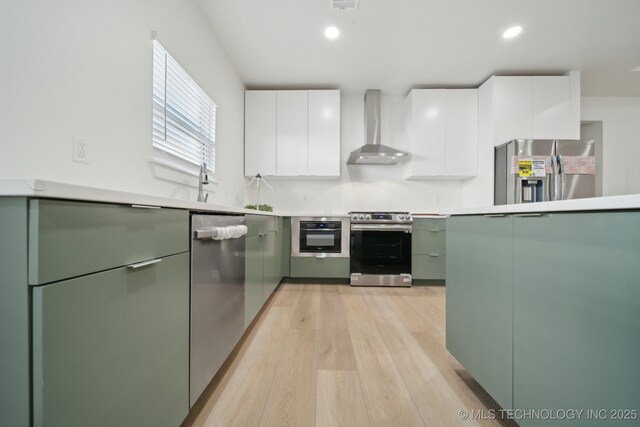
[152,40,216,173]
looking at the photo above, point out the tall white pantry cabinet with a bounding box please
[244,90,341,177]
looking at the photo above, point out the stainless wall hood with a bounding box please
[347,89,408,165]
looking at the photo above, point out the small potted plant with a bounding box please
[244,204,273,212]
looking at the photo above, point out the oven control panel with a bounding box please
[349,212,412,224]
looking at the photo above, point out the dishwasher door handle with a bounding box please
[194,225,248,240]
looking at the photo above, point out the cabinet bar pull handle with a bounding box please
[315,254,327,259]
[514,213,544,217]
[131,204,161,209]
[428,253,440,257]
[428,229,442,232]
[127,258,162,269]
[484,214,505,218]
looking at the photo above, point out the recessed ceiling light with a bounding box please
[503,26,523,39]
[324,26,340,39]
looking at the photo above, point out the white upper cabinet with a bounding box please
[276,91,308,176]
[244,90,340,177]
[493,77,533,144]
[405,89,446,177]
[245,91,276,177]
[445,90,478,177]
[307,90,340,176]
[404,89,477,179]
[492,74,580,146]
[532,76,576,139]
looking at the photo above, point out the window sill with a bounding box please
[151,153,217,189]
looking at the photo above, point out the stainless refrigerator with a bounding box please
[494,139,597,205]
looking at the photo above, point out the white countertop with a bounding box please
[2,179,638,217]
[0,179,279,216]
[443,194,640,216]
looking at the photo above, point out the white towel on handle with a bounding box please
[210,224,248,240]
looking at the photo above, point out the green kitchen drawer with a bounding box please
[412,217,446,232]
[412,230,446,255]
[412,254,446,280]
[245,214,275,237]
[32,252,189,427]
[290,256,350,279]
[28,199,188,285]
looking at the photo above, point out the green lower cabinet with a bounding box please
[262,231,278,301]
[245,223,286,329]
[0,198,30,427]
[513,212,640,426]
[411,218,447,280]
[446,215,513,410]
[245,214,274,237]
[281,218,291,277]
[290,257,350,279]
[244,234,264,329]
[273,225,284,289]
[32,252,190,427]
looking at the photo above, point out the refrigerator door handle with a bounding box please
[558,155,566,201]
[550,155,559,201]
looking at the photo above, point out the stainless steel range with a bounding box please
[349,212,413,287]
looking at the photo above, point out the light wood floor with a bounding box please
[182,283,513,427]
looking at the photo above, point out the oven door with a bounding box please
[291,218,350,257]
[350,226,412,275]
[299,228,341,254]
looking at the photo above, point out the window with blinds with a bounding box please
[152,40,216,174]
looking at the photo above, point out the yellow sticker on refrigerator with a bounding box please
[518,159,546,177]
[518,160,533,177]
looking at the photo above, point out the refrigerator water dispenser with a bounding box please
[520,179,544,203]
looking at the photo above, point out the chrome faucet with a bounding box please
[197,162,209,203]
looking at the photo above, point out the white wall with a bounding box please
[581,97,640,196]
[0,0,246,205]
[249,94,464,214]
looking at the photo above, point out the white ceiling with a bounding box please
[196,0,640,96]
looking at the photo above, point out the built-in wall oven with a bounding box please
[291,217,350,257]
[350,212,412,287]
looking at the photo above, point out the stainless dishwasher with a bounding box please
[190,214,247,407]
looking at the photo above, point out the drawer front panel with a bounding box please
[412,254,446,280]
[290,256,350,278]
[412,230,446,255]
[32,252,189,427]
[412,218,446,232]
[29,199,188,284]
